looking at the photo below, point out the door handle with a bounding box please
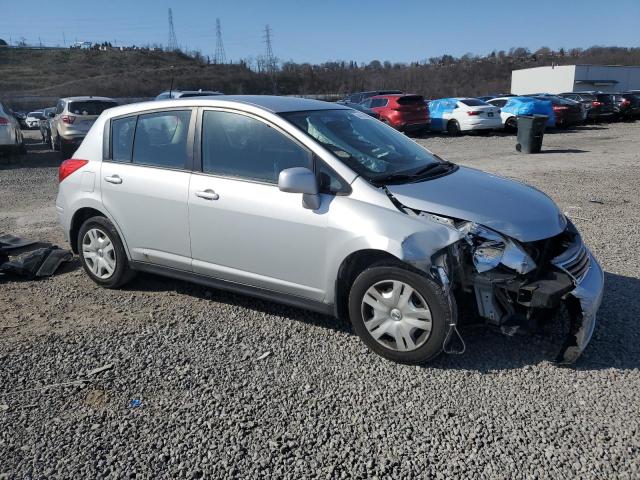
[104,175,122,184]
[195,189,219,201]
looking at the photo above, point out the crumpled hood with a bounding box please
[387,166,566,242]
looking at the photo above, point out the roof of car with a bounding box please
[61,96,118,102]
[106,95,348,117]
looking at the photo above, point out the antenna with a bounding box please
[214,18,226,64]
[167,8,178,51]
[263,24,276,73]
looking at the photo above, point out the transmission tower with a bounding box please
[214,18,226,64]
[167,8,178,51]
[263,24,276,73]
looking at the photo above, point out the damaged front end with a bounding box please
[424,213,604,364]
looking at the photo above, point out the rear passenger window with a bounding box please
[370,98,388,108]
[111,116,136,162]
[132,110,191,169]
[202,110,311,184]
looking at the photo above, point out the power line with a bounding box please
[167,8,178,51]
[263,24,277,73]
[214,18,226,64]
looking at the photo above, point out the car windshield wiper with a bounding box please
[372,161,456,185]
[409,161,456,179]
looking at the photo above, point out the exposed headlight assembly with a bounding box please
[420,213,537,275]
[461,223,536,274]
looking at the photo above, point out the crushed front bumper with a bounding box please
[557,248,604,364]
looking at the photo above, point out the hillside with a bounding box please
[2,45,639,107]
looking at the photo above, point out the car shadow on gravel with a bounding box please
[539,148,588,154]
[120,269,640,371]
[125,272,353,335]
[428,272,639,372]
[0,138,62,170]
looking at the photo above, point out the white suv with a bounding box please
[56,96,604,365]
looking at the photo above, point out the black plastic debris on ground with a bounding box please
[0,234,72,279]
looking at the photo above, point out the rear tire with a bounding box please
[78,216,135,289]
[446,120,460,136]
[51,133,60,151]
[348,264,452,365]
[60,142,73,159]
[505,116,517,132]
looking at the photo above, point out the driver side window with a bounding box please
[201,110,311,184]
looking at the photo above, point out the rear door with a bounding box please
[100,108,195,270]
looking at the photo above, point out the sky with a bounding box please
[1,0,639,64]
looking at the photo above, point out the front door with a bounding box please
[188,109,328,300]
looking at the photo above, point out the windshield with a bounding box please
[282,109,446,183]
[28,111,44,118]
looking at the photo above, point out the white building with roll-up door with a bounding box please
[511,65,640,94]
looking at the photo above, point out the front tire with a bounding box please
[348,265,452,364]
[78,216,134,288]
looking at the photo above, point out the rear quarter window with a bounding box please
[110,116,137,162]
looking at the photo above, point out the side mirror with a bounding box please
[278,167,320,210]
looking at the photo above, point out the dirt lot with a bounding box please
[1,124,639,479]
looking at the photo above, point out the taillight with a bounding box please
[592,101,603,107]
[0,117,9,125]
[553,105,569,111]
[466,111,481,116]
[59,159,88,182]
[621,99,631,106]
[61,115,76,124]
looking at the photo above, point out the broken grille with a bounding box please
[554,243,590,283]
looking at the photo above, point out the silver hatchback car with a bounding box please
[56,96,604,365]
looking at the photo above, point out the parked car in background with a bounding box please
[25,111,45,129]
[340,101,380,119]
[428,97,502,135]
[56,95,604,366]
[39,107,56,144]
[476,94,516,102]
[612,93,640,119]
[487,96,555,131]
[155,90,224,100]
[0,102,25,154]
[559,91,616,121]
[530,95,583,128]
[557,92,598,121]
[338,90,403,105]
[51,96,118,158]
[360,94,429,132]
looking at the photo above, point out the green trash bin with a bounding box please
[516,115,547,153]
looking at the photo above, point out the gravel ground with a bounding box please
[1,124,639,479]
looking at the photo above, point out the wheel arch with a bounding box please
[334,249,403,321]
[70,204,135,257]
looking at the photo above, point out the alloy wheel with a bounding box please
[82,228,117,279]
[361,280,433,352]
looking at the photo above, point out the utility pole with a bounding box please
[167,8,178,51]
[62,31,66,47]
[214,18,226,64]
[263,24,276,73]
